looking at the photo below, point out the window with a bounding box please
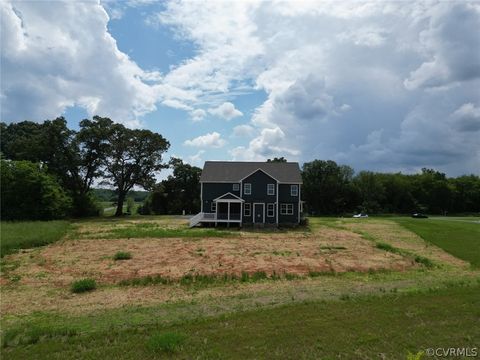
[267,184,275,195]
[244,203,251,217]
[280,203,294,215]
[291,185,299,196]
[244,183,252,195]
[267,203,275,217]
[233,183,240,191]
[211,202,216,212]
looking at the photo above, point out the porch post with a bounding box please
[227,202,230,221]
[215,201,218,226]
[240,202,243,227]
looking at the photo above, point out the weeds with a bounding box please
[2,325,77,348]
[114,251,132,260]
[146,332,186,353]
[71,278,96,293]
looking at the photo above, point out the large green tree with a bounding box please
[103,124,170,216]
[0,117,111,216]
[1,160,72,220]
[302,160,355,214]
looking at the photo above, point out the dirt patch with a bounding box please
[2,218,476,317]
[2,228,415,288]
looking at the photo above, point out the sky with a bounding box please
[1,0,479,176]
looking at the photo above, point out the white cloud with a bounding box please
[450,103,480,132]
[190,108,206,122]
[208,102,243,120]
[233,124,254,137]
[188,150,205,165]
[157,0,479,174]
[0,1,166,126]
[184,132,226,148]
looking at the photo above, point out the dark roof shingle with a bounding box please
[200,161,302,183]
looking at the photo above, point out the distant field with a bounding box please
[0,221,70,257]
[394,218,480,268]
[100,201,142,216]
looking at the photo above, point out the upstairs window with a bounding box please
[244,183,252,195]
[291,185,299,197]
[244,203,251,217]
[267,184,275,195]
[233,183,240,191]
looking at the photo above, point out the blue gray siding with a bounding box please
[201,171,301,225]
[202,182,240,212]
[242,170,277,224]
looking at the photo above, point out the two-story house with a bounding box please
[189,161,302,227]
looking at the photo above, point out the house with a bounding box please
[189,161,302,227]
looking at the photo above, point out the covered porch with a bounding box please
[189,193,244,227]
[214,192,243,225]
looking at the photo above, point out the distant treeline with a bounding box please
[1,118,478,220]
[92,189,149,203]
[301,160,480,215]
[1,117,169,219]
[140,158,480,216]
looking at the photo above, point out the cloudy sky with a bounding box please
[1,0,479,175]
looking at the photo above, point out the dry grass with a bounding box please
[1,216,472,317]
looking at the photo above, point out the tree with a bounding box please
[103,124,170,216]
[139,158,202,215]
[0,117,109,216]
[302,160,355,214]
[267,157,287,163]
[353,171,385,213]
[1,160,72,220]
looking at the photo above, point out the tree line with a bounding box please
[1,118,479,220]
[1,117,169,219]
[301,160,480,215]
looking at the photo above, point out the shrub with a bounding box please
[1,160,72,220]
[414,255,434,268]
[114,251,132,260]
[71,278,96,293]
[147,332,186,353]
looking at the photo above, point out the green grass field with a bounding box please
[394,218,480,268]
[2,284,479,359]
[1,216,479,359]
[0,221,70,257]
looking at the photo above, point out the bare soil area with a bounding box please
[3,228,414,288]
[2,217,471,317]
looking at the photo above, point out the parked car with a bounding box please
[353,213,368,218]
[411,213,428,218]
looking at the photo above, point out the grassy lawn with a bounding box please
[0,221,70,257]
[1,216,479,359]
[2,284,479,359]
[394,218,480,268]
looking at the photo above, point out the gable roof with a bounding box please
[200,161,302,183]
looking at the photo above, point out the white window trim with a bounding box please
[244,183,252,195]
[280,203,294,215]
[244,203,251,217]
[267,203,275,217]
[291,185,298,197]
[233,183,240,191]
[267,183,275,195]
[211,202,216,212]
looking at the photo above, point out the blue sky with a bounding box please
[1,0,479,175]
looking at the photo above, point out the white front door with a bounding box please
[253,203,264,223]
